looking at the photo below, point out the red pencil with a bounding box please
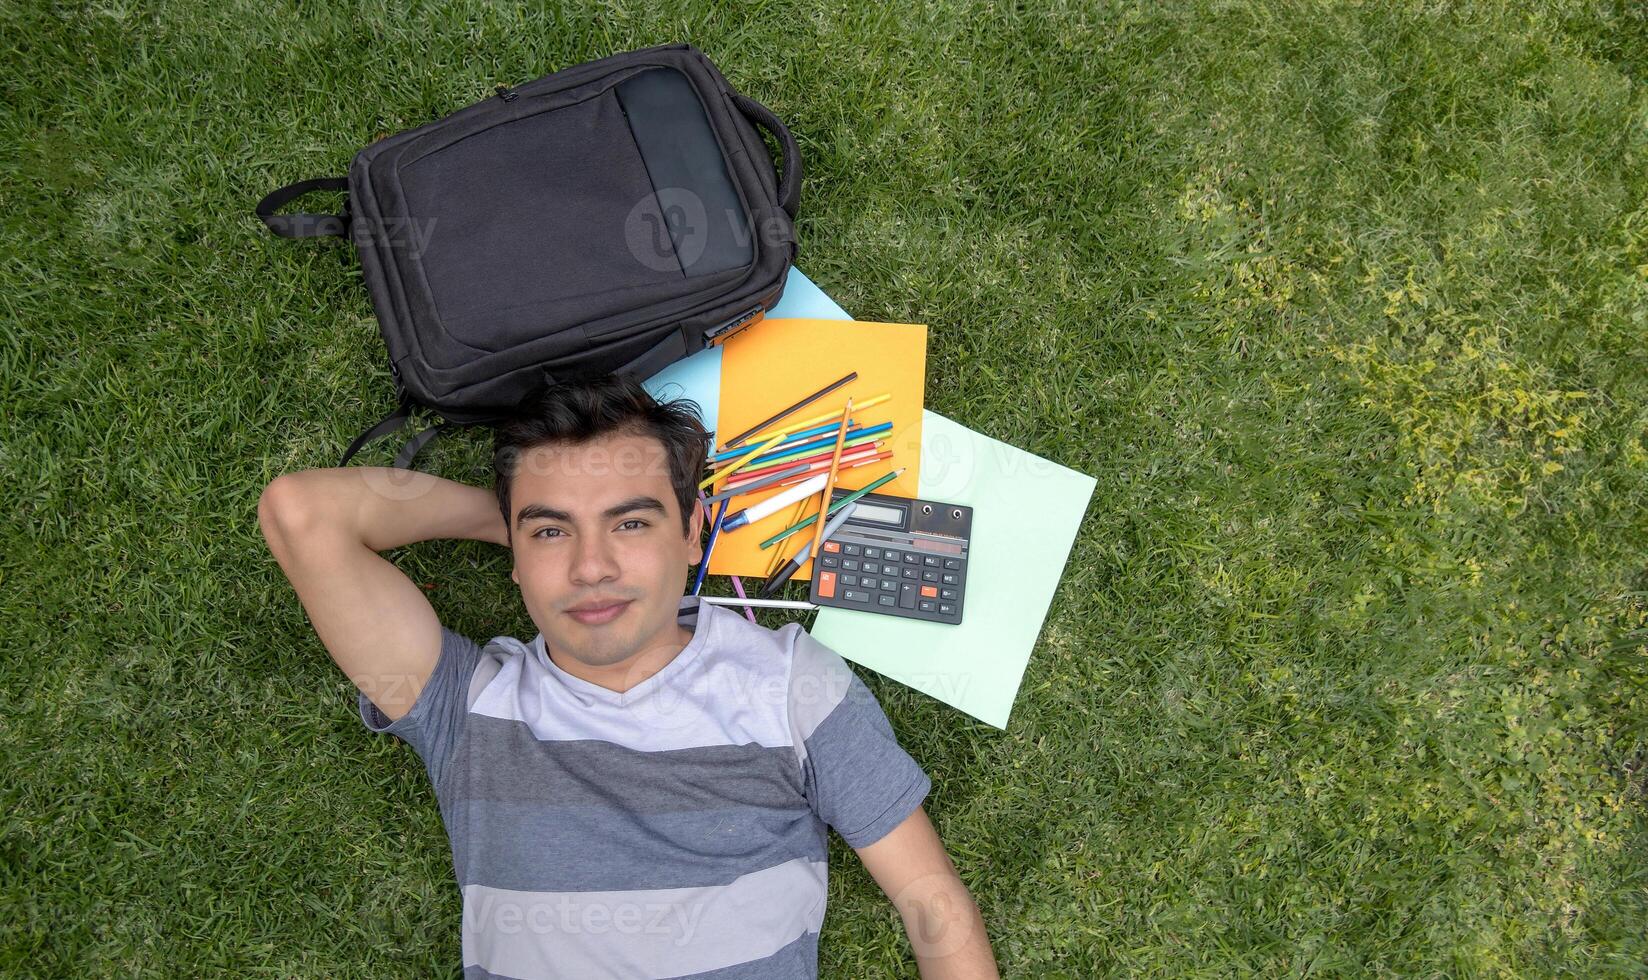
[728,441,889,487]
[770,449,894,490]
[724,440,886,485]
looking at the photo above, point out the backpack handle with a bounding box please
[731,94,801,220]
[256,176,349,238]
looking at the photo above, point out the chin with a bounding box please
[575,642,644,668]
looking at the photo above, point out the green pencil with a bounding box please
[757,467,904,550]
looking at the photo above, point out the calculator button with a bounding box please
[882,550,901,563]
[919,600,937,612]
[882,563,899,576]
[863,547,880,559]
[842,589,871,603]
[822,556,839,568]
[941,572,959,585]
[842,559,859,571]
[840,574,857,587]
[922,570,938,583]
[898,583,918,609]
[881,579,899,591]
[940,588,958,600]
[903,554,920,564]
[843,544,861,556]
[920,585,938,598]
[818,572,836,598]
[902,568,919,580]
[938,603,955,615]
[943,558,961,570]
[923,555,939,567]
[877,594,896,606]
[823,541,840,554]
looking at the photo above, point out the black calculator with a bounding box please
[809,489,971,625]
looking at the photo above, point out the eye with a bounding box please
[618,519,648,531]
[532,526,565,539]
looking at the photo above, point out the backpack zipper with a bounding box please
[706,306,764,344]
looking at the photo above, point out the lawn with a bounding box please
[4,0,1647,975]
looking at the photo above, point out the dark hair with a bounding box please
[491,376,709,544]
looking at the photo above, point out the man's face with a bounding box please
[507,432,704,670]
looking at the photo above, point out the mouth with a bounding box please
[565,599,633,626]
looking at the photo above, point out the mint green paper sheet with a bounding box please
[810,412,1095,728]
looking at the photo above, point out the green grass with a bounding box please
[4,0,1648,975]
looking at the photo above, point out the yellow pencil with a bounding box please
[768,497,813,576]
[806,397,853,576]
[698,432,788,491]
[719,393,891,454]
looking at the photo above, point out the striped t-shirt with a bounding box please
[358,594,931,979]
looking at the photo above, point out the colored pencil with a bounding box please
[726,574,759,622]
[769,449,894,490]
[690,498,730,596]
[806,398,853,579]
[758,467,904,550]
[707,393,892,463]
[724,441,885,487]
[721,392,891,454]
[769,497,812,576]
[702,463,811,505]
[698,431,787,491]
[738,423,891,470]
[759,502,858,598]
[722,372,858,450]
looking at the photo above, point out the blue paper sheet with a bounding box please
[642,268,849,434]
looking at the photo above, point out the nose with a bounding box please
[568,531,620,587]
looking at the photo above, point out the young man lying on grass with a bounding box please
[257,375,998,980]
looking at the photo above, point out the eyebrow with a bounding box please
[515,495,669,529]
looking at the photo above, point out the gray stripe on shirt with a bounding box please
[452,798,827,892]
[455,714,804,810]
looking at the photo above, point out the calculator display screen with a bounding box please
[849,501,905,526]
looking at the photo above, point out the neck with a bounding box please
[549,623,695,694]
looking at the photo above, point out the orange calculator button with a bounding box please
[822,541,840,554]
[818,571,837,598]
[920,585,938,598]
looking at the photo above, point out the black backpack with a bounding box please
[256,43,800,467]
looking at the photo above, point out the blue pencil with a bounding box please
[706,418,857,464]
[691,498,731,596]
[743,422,892,469]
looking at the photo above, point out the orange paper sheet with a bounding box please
[707,318,927,580]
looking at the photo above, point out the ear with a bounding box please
[687,497,707,565]
[511,564,519,585]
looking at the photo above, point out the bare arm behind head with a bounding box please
[257,467,509,721]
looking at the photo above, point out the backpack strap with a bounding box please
[731,95,801,220]
[256,176,350,239]
[338,392,411,466]
[614,326,692,383]
[392,420,454,469]
[337,392,457,470]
